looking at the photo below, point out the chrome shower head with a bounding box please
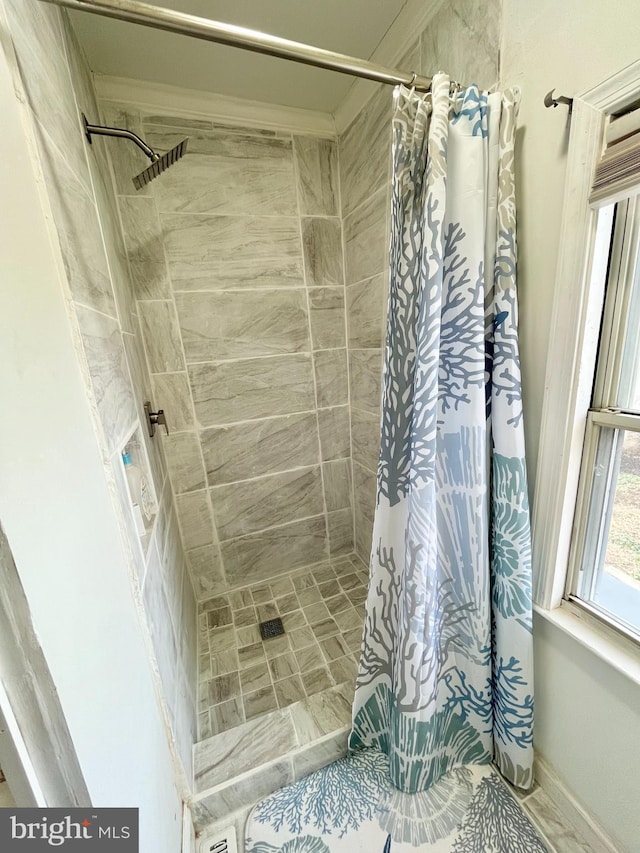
[82,115,188,192]
[132,137,189,190]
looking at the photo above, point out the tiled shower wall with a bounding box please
[340,0,502,562]
[2,0,197,778]
[101,109,354,599]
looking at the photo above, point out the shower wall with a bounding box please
[1,0,197,781]
[340,0,502,563]
[100,107,354,599]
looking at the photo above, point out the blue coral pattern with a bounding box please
[352,75,535,794]
[246,751,547,851]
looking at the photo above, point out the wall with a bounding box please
[0,0,196,785]
[339,0,502,563]
[0,3,185,848]
[502,2,640,849]
[97,104,354,599]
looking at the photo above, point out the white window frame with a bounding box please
[532,59,640,661]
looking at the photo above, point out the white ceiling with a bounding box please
[70,0,413,114]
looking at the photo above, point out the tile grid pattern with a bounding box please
[339,6,501,563]
[4,0,198,778]
[197,554,367,739]
[103,109,355,598]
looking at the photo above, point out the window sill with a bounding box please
[533,601,640,687]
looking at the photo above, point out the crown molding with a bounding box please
[334,0,443,135]
[94,75,336,137]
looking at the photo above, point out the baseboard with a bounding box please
[534,755,621,852]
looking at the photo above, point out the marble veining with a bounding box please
[201,412,320,486]
[194,709,297,791]
[328,508,355,557]
[339,85,392,218]
[420,0,501,93]
[314,349,349,408]
[175,491,214,551]
[192,759,294,829]
[119,196,172,299]
[351,407,381,472]
[151,372,194,433]
[302,218,344,288]
[210,466,324,541]
[317,406,351,461]
[197,556,367,741]
[309,287,347,350]
[349,349,383,415]
[4,0,91,193]
[187,544,227,599]
[38,133,116,318]
[175,290,310,362]
[139,300,185,373]
[293,136,339,216]
[220,515,328,586]
[344,187,389,286]
[322,459,352,512]
[75,305,137,454]
[352,462,377,524]
[151,133,297,217]
[162,213,304,290]
[162,431,207,494]
[188,355,315,427]
[347,273,386,349]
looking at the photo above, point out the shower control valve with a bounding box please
[144,401,169,438]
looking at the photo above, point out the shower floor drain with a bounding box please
[259,617,285,640]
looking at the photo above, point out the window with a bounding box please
[567,197,640,640]
[531,60,640,655]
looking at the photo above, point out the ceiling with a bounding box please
[70,0,412,114]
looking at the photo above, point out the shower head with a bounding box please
[133,137,189,190]
[82,115,188,191]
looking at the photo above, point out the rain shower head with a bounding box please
[132,137,188,190]
[82,115,188,191]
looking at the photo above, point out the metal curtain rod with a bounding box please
[39,0,434,92]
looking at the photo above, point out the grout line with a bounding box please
[336,130,358,558]
[285,141,331,561]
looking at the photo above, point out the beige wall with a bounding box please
[502,2,640,850]
[1,0,197,781]
[97,107,354,599]
[340,0,502,563]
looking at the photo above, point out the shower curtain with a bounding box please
[350,73,534,794]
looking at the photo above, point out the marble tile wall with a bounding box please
[338,0,501,563]
[102,105,354,598]
[2,0,197,779]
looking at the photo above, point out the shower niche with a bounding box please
[120,427,158,547]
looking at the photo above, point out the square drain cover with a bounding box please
[259,617,285,640]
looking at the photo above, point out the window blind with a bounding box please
[590,106,640,205]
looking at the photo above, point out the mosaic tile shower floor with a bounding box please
[197,554,367,739]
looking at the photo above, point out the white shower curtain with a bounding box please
[350,73,534,794]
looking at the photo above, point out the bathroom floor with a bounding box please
[197,554,368,740]
[246,752,554,852]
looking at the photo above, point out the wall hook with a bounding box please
[544,89,573,112]
[144,401,169,438]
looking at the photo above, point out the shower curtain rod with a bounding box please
[39,0,434,92]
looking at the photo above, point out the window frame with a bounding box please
[532,59,640,652]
